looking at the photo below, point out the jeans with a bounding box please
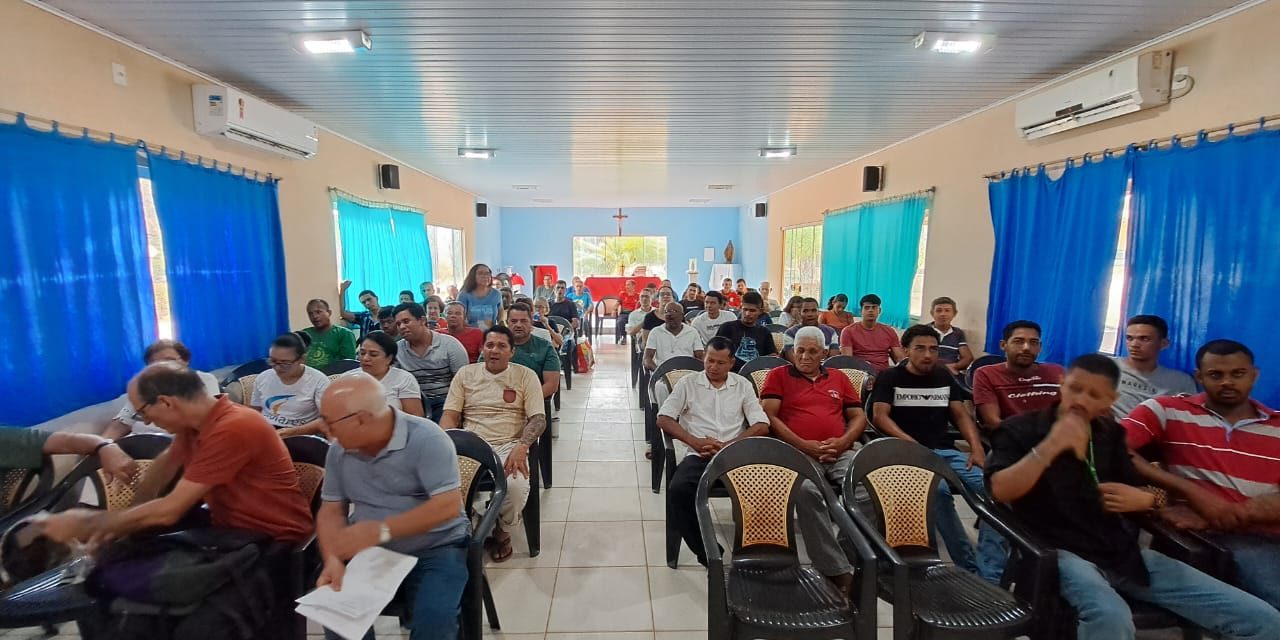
[1057,548,1280,640]
[929,448,1007,584]
[1202,531,1280,611]
[324,539,470,640]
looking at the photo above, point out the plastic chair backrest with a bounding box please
[967,354,1006,388]
[648,356,704,403]
[0,458,52,515]
[225,373,260,406]
[284,435,331,516]
[221,359,270,387]
[684,309,703,322]
[597,297,621,316]
[319,359,361,376]
[739,356,788,397]
[92,434,179,511]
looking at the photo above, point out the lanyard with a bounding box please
[1084,425,1100,486]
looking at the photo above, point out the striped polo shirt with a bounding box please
[1122,393,1280,534]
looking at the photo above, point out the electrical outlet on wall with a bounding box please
[111,62,128,86]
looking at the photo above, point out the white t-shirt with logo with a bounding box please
[344,367,421,410]
[113,370,220,435]
[251,366,330,428]
[692,310,737,343]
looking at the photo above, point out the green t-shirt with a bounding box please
[482,335,561,381]
[303,325,357,369]
[0,428,51,470]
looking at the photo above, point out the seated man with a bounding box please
[715,291,777,372]
[782,297,840,363]
[617,279,640,344]
[440,326,545,563]
[565,278,594,323]
[691,291,736,343]
[640,286,678,337]
[419,281,435,302]
[1123,339,1280,610]
[394,303,468,423]
[530,297,565,349]
[0,428,136,482]
[972,320,1064,430]
[644,302,706,371]
[928,296,974,375]
[440,301,484,363]
[626,291,654,344]
[41,363,313,545]
[338,281,383,338]
[761,326,866,593]
[659,337,769,566]
[871,325,1004,584]
[497,303,561,403]
[719,278,741,309]
[549,280,581,332]
[680,283,704,313]
[377,306,398,337]
[302,298,357,369]
[314,375,470,640]
[839,293,904,372]
[988,354,1280,640]
[758,281,780,313]
[1111,314,1197,418]
[398,290,416,305]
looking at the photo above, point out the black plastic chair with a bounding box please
[766,323,788,334]
[539,398,554,489]
[842,438,1042,640]
[738,355,788,398]
[549,315,574,391]
[222,361,267,406]
[696,437,877,640]
[965,354,1005,389]
[768,309,783,319]
[822,355,878,421]
[0,456,54,517]
[318,359,360,376]
[472,438,541,558]
[683,309,704,322]
[646,356,704,494]
[382,430,504,640]
[271,435,330,640]
[220,358,269,387]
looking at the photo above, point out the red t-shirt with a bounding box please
[839,323,899,372]
[440,326,483,363]
[972,362,1064,420]
[169,397,313,543]
[619,291,640,312]
[760,365,861,441]
[722,291,742,308]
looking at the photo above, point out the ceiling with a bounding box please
[43,0,1245,207]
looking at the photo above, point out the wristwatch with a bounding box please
[378,522,392,544]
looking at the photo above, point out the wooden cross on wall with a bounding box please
[613,208,628,236]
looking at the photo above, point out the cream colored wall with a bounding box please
[767,1,1280,350]
[0,2,476,328]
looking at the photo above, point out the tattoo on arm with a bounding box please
[519,414,547,446]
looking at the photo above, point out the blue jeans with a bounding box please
[930,448,1007,584]
[1058,548,1280,640]
[1203,531,1280,611]
[424,396,446,424]
[324,540,470,640]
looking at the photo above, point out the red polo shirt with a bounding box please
[619,291,640,312]
[761,365,861,441]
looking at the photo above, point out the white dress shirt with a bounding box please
[657,371,768,459]
[646,324,705,368]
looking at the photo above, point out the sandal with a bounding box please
[487,531,514,563]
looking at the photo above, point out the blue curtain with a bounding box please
[821,193,929,328]
[985,153,1130,363]
[0,119,155,425]
[1125,127,1280,405]
[335,193,431,307]
[147,152,287,371]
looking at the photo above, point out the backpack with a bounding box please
[87,528,283,640]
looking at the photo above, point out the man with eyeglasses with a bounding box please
[313,374,470,640]
[41,363,313,545]
[972,320,1065,431]
[1110,315,1197,419]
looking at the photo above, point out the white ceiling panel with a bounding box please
[40,0,1248,206]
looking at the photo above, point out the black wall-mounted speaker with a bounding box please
[863,165,884,192]
[754,202,768,218]
[476,202,488,218]
[378,164,400,190]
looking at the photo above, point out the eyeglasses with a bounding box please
[129,400,154,422]
[322,411,362,428]
[268,357,301,367]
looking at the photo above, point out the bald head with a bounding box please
[322,373,389,418]
[662,301,684,325]
[131,361,205,404]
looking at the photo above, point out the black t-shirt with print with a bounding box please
[642,310,664,331]
[715,320,777,371]
[870,364,970,450]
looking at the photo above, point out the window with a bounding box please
[1098,182,1134,354]
[427,224,466,290]
[909,211,930,319]
[782,224,822,299]
[572,236,667,278]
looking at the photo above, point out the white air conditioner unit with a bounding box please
[192,84,318,159]
[1015,50,1173,140]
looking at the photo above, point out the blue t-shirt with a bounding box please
[565,288,594,316]
[320,410,470,554]
[458,288,503,330]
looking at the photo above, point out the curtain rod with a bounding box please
[0,107,278,183]
[822,186,936,216]
[984,113,1280,180]
[328,187,426,215]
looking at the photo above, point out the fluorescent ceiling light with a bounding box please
[511,184,539,190]
[292,30,371,54]
[914,31,994,54]
[459,147,496,159]
[758,147,797,158]
[706,184,736,191]
[689,198,712,204]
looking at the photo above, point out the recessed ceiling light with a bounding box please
[689,198,712,204]
[706,184,736,191]
[758,147,796,158]
[292,30,371,54]
[913,31,994,54]
[459,147,496,159]
[511,184,539,191]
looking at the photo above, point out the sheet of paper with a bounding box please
[295,546,418,640]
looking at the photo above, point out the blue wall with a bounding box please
[498,207,743,284]
[473,203,503,270]
[738,203,768,287]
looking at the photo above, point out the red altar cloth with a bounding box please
[583,276,662,301]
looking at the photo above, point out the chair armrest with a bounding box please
[975,501,1059,626]
[1142,516,1222,577]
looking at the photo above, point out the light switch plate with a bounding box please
[112,62,128,86]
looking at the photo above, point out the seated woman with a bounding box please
[253,332,330,437]
[347,331,425,417]
[818,293,855,331]
[778,295,804,328]
[104,339,220,439]
[531,297,566,349]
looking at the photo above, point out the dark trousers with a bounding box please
[616,311,631,342]
[667,455,711,565]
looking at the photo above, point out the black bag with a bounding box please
[88,528,283,640]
